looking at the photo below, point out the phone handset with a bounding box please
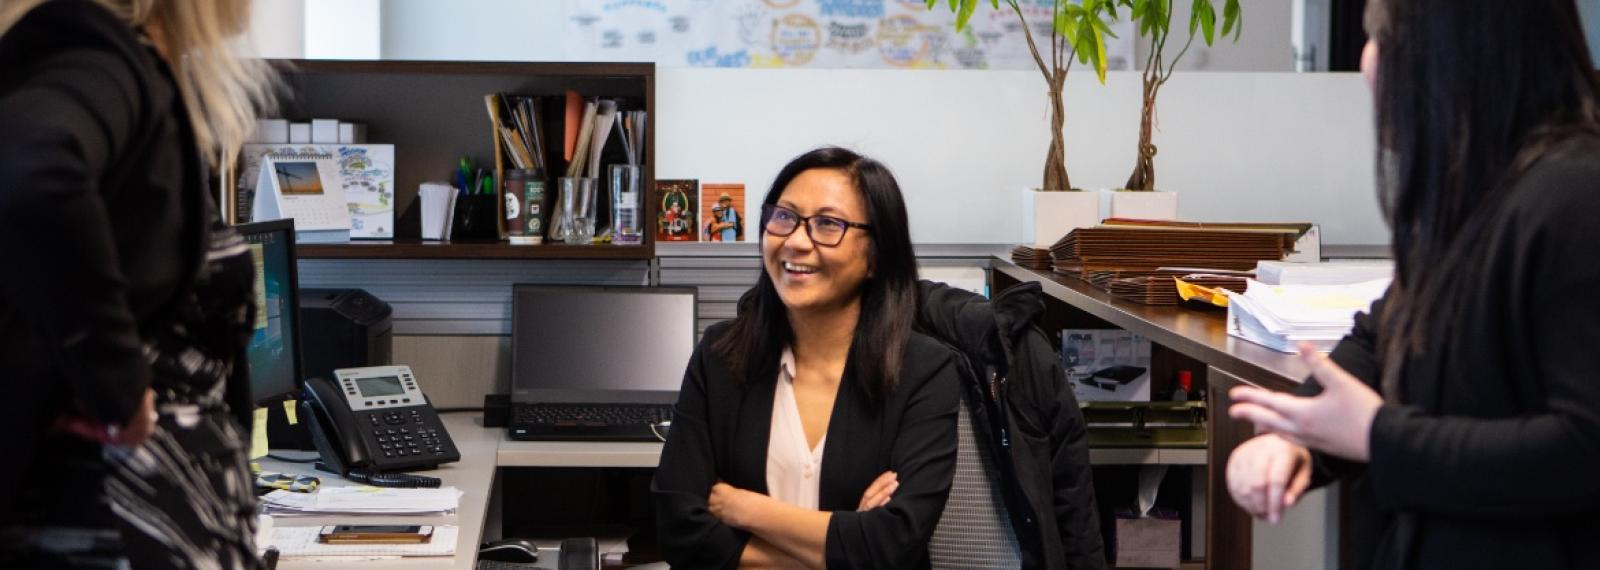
[300,376,369,475]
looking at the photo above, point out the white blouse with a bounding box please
[767,347,826,510]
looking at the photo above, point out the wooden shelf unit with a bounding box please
[991,258,1309,570]
[266,59,656,261]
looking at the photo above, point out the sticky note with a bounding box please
[283,399,299,425]
[251,408,269,459]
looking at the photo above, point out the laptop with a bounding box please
[508,285,696,441]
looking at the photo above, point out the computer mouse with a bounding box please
[479,538,539,563]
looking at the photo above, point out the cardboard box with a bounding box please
[1115,510,1182,569]
[1063,329,1152,402]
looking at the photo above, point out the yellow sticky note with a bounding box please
[251,408,269,459]
[282,399,299,425]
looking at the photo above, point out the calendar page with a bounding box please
[252,154,350,233]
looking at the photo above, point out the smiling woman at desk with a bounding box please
[652,147,962,569]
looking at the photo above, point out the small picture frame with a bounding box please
[655,179,699,242]
[700,183,746,242]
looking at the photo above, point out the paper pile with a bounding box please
[260,486,463,517]
[1226,278,1390,353]
[1255,260,1394,286]
[260,525,458,558]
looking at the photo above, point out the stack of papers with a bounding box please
[261,486,463,517]
[1010,245,1052,269]
[1226,278,1390,352]
[1050,226,1294,279]
[1255,260,1394,286]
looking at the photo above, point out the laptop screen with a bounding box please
[511,285,697,405]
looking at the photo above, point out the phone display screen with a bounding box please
[334,525,421,534]
[355,376,405,397]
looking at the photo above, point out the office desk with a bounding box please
[259,415,662,569]
[259,414,502,570]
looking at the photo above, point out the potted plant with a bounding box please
[929,0,1126,243]
[1110,0,1242,219]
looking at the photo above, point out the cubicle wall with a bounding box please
[297,244,997,408]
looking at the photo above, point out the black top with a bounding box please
[0,0,206,515]
[653,322,964,569]
[917,281,1106,569]
[1305,135,1600,569]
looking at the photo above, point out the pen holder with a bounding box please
[450,194,501,243]
[555,177,597,245]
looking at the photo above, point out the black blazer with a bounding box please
[1303,135,1600,569]
[0,0,207,517]
[653,322,964,569]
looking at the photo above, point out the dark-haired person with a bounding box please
[1224,0,1600,568]
[653,147,963,569]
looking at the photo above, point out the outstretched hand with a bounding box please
[1228,344,1382,462]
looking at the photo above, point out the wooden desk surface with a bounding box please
[991,259,1309,391]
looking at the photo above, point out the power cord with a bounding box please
[649,421,671,443]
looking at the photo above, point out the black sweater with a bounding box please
[1305,135,1600,569]
[0,0,205,516]
[652,322,963,569]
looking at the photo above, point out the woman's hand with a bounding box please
[708,481,770,530]
[1226,433,1312,524]
[1228,344,1383,461]
[856,471,897,511]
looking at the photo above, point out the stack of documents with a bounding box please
[260,486,463,517]
[1010,245,1052,269]
[1106,274,1248,306]
[1225,278,1391,352]
[1255,260,1394,286]
[1050,225,1295,280]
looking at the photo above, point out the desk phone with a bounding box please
[300,365,461,479]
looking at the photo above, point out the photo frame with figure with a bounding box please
[700,183,746,242]
[655,179,699,242]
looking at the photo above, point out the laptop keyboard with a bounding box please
[515,404,673,426]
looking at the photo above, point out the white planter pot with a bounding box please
[1101,189,1180,221]
[1021,188,1100,247]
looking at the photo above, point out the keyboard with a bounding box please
[515,403,672,426]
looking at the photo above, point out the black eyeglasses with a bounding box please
[761,204,872,247]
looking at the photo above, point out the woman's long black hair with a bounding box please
[1371,0,1600,397]
[712,147,919,403]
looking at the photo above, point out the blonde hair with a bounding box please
[1,0,276,167]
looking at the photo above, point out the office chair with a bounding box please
[928,396,1024,569]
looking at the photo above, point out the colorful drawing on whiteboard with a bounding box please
[562,0,1134,70]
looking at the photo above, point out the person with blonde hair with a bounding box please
[0,0,275,566]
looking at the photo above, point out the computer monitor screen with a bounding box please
[511,285,697,405]
[237,219,303,405]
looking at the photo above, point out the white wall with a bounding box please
[379,0,561,61]
[1134,0,1296,72]
[248,0,304,59]
[658,68,1385,245]
[1582,0,1600,62]
[304,0,381,59]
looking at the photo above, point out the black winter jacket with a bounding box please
[917,281,1107,569]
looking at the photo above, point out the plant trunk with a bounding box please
[1124,75,1160,191]
[1043,76,1070,191]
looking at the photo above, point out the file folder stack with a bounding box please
[1105,274,1249,305]
[1050,224,1295,284]
[1010,245,1053,269]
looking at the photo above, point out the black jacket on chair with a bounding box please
[916,281,1107,569]
[653,322,964,569]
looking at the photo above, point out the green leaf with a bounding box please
[956,0,978,31]
[1223,0,1242,41]
[1196,0,1216,45]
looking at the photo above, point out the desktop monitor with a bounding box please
[511,285,697,405]
[238,219,304,405]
